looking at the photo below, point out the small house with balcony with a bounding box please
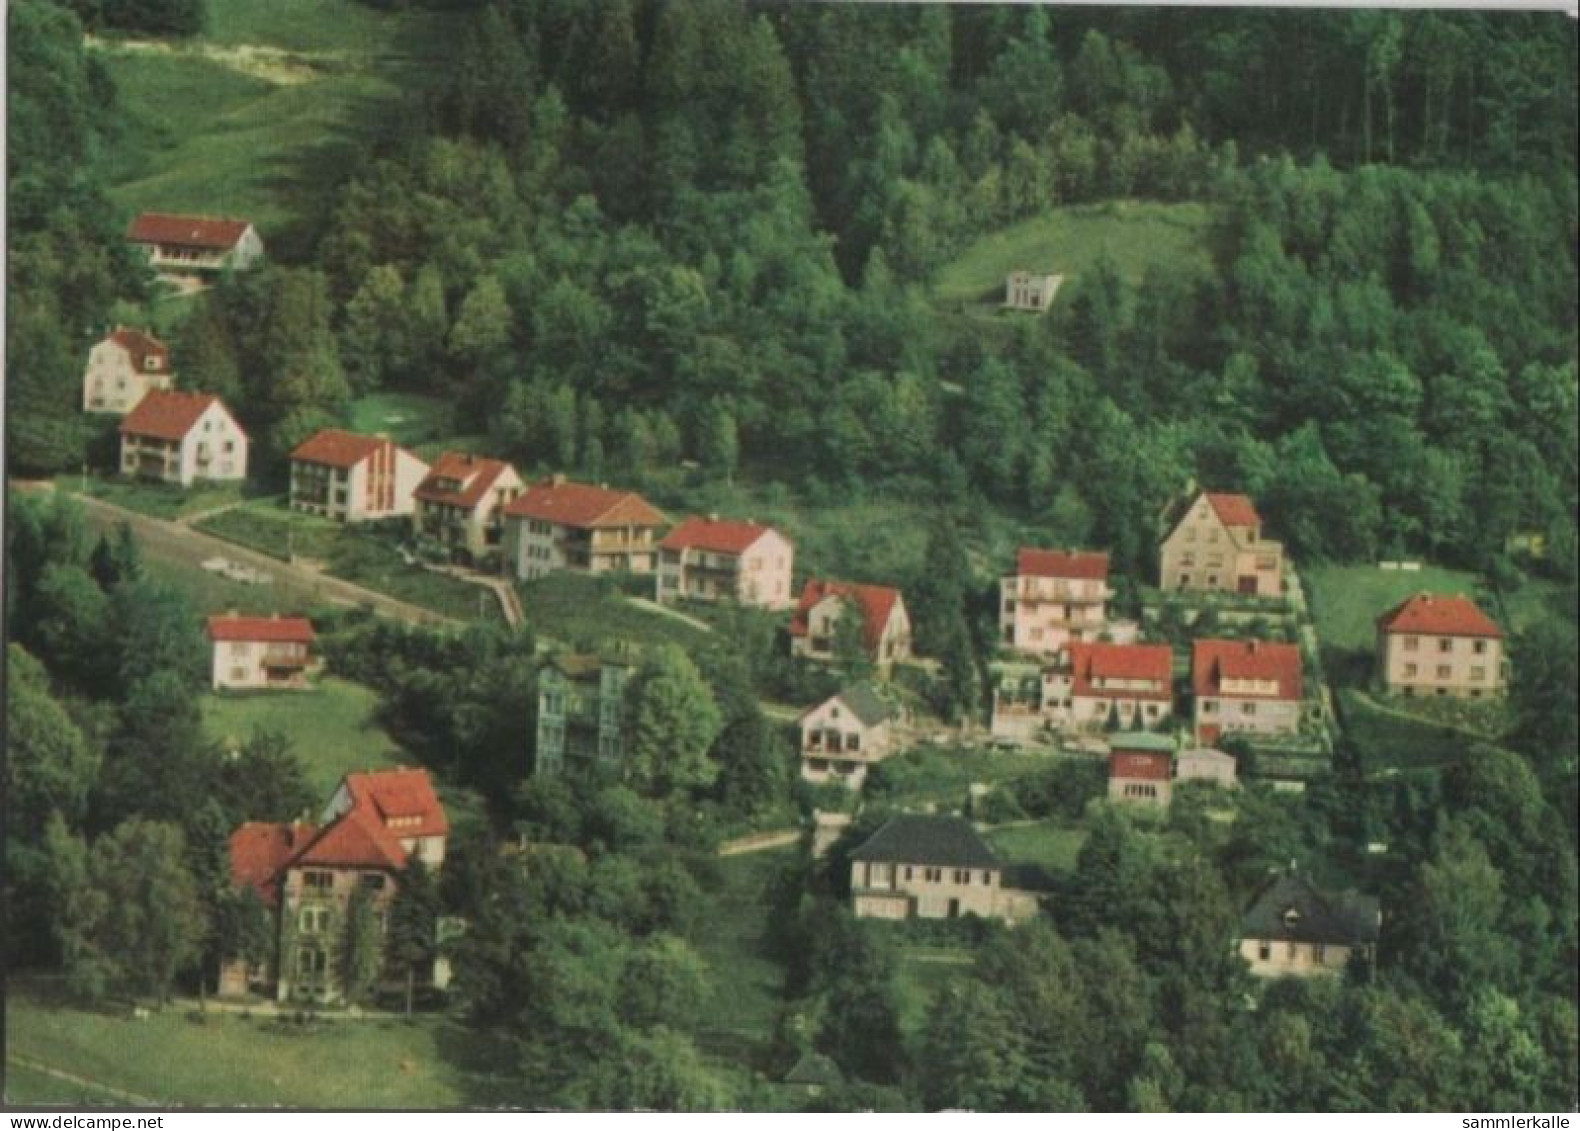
[289,429,429,524]
[1240,872,1380,979]
[1000,548,1111,655]
[127,212,264,277]
[798,683,903,789]
[119,390,248,487]
[82,327,174,414]
[412,452,523,563]
[790,579,912,669]
[657,516,794,609]
[1159,489,1284,598]
[1107,734,1175,807]
[504,476,669,581]
[1375,592,1507,699]
[207,614,315,692]
[1192,638,1303,744]
[850,815,1041,925]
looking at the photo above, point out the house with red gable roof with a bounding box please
[411,451,523,563]
[1044,641,1175,733]
[289,428,429,524]
[657,515,794,610]
[119,389,248,486]
[790,579,912,669]
[1192,638,1304,744]
[127,211,264,276]
[208,613,315,691]
[82,327,174,414]
[1375,592,1507,699]
[1000,548,1111,654]
[503,474,670,580]
[1160,488,1285,598]
[221,767,448,1002]
[1107,734,1175,807]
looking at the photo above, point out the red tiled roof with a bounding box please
[292,806,407,871]
[105,328,171,374]
[228,821,317,906]
[208,615,315,644]
[1014,548,1110,580]
[504,477,668,529]
[127,212,252,250]
[1193,639,1302,701]
[413,452,516,510]
[1377,593,1503,639]
[1205,492,1262,529]
[1109,749,1172,782]
[659,515,774,555]
[789,579,905,651]
[119,389,226,441]
[290,428,387,469]
[344,768,449,840]
[1068,642,1173,700]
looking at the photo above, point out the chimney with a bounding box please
[1248,640,1260,654]
[708,513,720,523]
[550,473,567,487]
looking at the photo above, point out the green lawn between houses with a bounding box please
[984,819,1089,874]
[54,474,263,521]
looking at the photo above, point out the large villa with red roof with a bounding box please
[790,579,912,669]
[1192,638,1304,744]
[223,767,448,1002]
[82,326,174,414]
[1000,548,1111,654]
[1376,592,1507,698]
[1160,488,1284,598]
[503,475,670,580]
[119,389,248,486]
[289,428,429,524]
[657,515,794,609]
[1046,641,1175,732]
[207,613,315,691]
[127,211,264,276]
[412,451,523,562]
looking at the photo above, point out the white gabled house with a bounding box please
[119,390,248,486]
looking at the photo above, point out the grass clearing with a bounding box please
[869,745,1057,810]
[893,947,976,1037]
[1338,688,1468,772]
[932,200,1214,306]
[1305,563,1488,655]
[521,572,717,656]
[201,676,405,797]
[349,393,455,448]
[3,1059,139,1107]
[56,474,262,521]
[690,849,791,1073]
[984,819,1088,874]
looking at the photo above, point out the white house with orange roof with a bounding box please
[1000,548,1111,654]
[119,389,248,486]
[503,475,670,580]
[1375,592,1507,698]
[207,613,315,692]
[321,768,449,869]
[1160,489,1284,597]
[127,212,264,276]
[289,428,429,524]
[411,452,523,562]
[82,327,174,414]
[1044,641,1175,732]
[1192,638,1303,744]
[790,579,912,668]
[657,515,794,609]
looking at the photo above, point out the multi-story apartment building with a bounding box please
[119,390,248,486]
[1375,592,1507,699]
[850,815,1041,925]
[504,476,669,580]
[1239,873,1380,979]
[127,212,264,276]
[1159,489,1284,597]
[798,683,903,789]
[207,614,314,692]
[82,327,174,414]
[999,549,1111,654]
[288,429,429,524]
[534,653,632,777]
[790,579,913,669]
[411,452,523,563]
[656,516,794,609]
[1192,638,1303,744]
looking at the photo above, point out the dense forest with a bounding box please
[6,0,1578,1112]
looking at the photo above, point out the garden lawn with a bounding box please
[56,475,261,521]
[202,676,405,797]
[932,200,1213,305]
[521,572,718,657]
[984,819,1089,874]
[1338,688,1469,773]
[1304,563,1487,654]
[3,1060,138,1107]
[143,557,304,616]
[870,745,1058,809]
[893,947,975,1037]
[348,392,455,448]
[689,849,791,1074]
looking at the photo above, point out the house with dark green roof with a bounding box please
[849,814,1042,924]
[799,683,904,789]
[1239,872,1380,978]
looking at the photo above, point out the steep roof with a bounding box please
[119,389,228,441]
[1068,642,1173,700]
[103,328,171,374]
[1376,592,1503,639]
[1109,748,1172,782]
[659,515,774,555]
[1241,873,1381,946]
[1205,491,1262,529]
[789,579,905,651]
[1193,639,1302,701]
[207,615,315,644]
[228,821,317,906]
[290,428,387,469]
[342,767,449,840]
[127,212,252,250]
[851,814,1000,869]
[504,477,668,529]
[803,683,898,727]
[292,805,407,871]
[414,452,516,509]
[1014,548,1110,581]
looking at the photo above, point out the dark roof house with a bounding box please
[1241,873,1381,947]
[850,814,1001,870]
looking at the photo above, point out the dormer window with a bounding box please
[1281,906,1301,929]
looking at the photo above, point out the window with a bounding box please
[1403,663,1418,677]
[1403,636,1419,652]
[360,874,386,891]
[298,906,328,933]
[230,666,247,681]
[1258,942,1271,960]
[1313,944,1326,965]
[1241,702,1257,716]
[1436,665,1452,679]
[1202,699,1218,715]
[953,869,970,884]
[1206,575,1218,586]
[925,867,942,883]
[1473,640,1488,654]
[1470,666,1486,682]
[303,870,332,890]
[1438,638,1453,653]
[982,871,994,886]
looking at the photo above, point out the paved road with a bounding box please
[20,483,458,628]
